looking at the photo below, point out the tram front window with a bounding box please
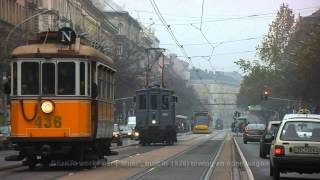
[139,95,147,110]
[161,95,169,110]
[58,62,75,95]
[196,116,207,125]
[151,95,158,110]
[21,62,39,95]
[42,63,55,95]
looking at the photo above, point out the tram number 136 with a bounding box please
[35,116,62,128]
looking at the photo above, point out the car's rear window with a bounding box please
[280,121,320,141]
[247,124,265,130]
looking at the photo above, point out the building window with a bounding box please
[117,45,123,56]
[118,23,123,34]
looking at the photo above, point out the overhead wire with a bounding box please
[160,36,261,46]
[150,0,213,109]
[135,7,319,26]
[131,6,319,20]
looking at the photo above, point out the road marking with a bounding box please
[233,137,255,180]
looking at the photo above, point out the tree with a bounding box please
[258,3,296,68]
[114,41,146,98]
[165,66,201,117]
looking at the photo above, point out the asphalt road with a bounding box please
[0,133,198,180]
[130,131,227,180]
[235,136,320,180]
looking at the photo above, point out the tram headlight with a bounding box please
[152,120,156,124]
[134,132,139,137]
[41,101,54,114]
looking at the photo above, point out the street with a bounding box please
[0,132,228,180]
[235,137,320,180]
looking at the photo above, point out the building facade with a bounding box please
[189,70,242,126]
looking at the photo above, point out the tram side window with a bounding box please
[151,95,158,110]
[139,95,147,110]
[87,63,91,96]
[42,63,55,95]
[103,68,107,98]
[58,62,75,95]
[21,62,39,95]
[161,95,169,110]
[80,62,85,95]
[98,66,106,99]
[12,62,17,95]
[106,71,110,98]
[111,72,114,99]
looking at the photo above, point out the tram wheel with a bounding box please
[27,156,37,170]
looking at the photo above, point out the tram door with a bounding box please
[159,92,171,128]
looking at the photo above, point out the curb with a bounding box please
[233,137,254,180]
[0,163,22,171]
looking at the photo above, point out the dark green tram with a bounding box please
[134,85,178,145]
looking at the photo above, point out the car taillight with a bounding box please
[274,145,285,156]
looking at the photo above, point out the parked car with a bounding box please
[0,126,11,150]
[112,124,123,146]
[259,121,281,158]
[269,114,320,180]
[119,126,131,137]
[243,124,265,144]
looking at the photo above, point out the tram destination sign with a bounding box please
[57,27,76,45]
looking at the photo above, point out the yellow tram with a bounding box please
[192,111,212,134]
[5,29,115,168]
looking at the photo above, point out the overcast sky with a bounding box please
[112,0,320,72]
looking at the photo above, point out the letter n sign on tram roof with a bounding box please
[57,27,76,45]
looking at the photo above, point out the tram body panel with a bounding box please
[10,100,92,138]
[96,101,114,138]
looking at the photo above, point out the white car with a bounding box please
[269,114,320,180]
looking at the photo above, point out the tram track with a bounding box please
[128,131,227,180]
[0,133,202,179]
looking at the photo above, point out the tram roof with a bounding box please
[10,43,113,66]
[136,86,174,93]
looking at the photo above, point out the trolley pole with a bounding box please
[145,48,166,88]
[160,52,165,88]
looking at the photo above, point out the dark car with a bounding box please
[243,124,265,144]
[259,121,281,158]
[112,124,123,146]
[0,126,11,150]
